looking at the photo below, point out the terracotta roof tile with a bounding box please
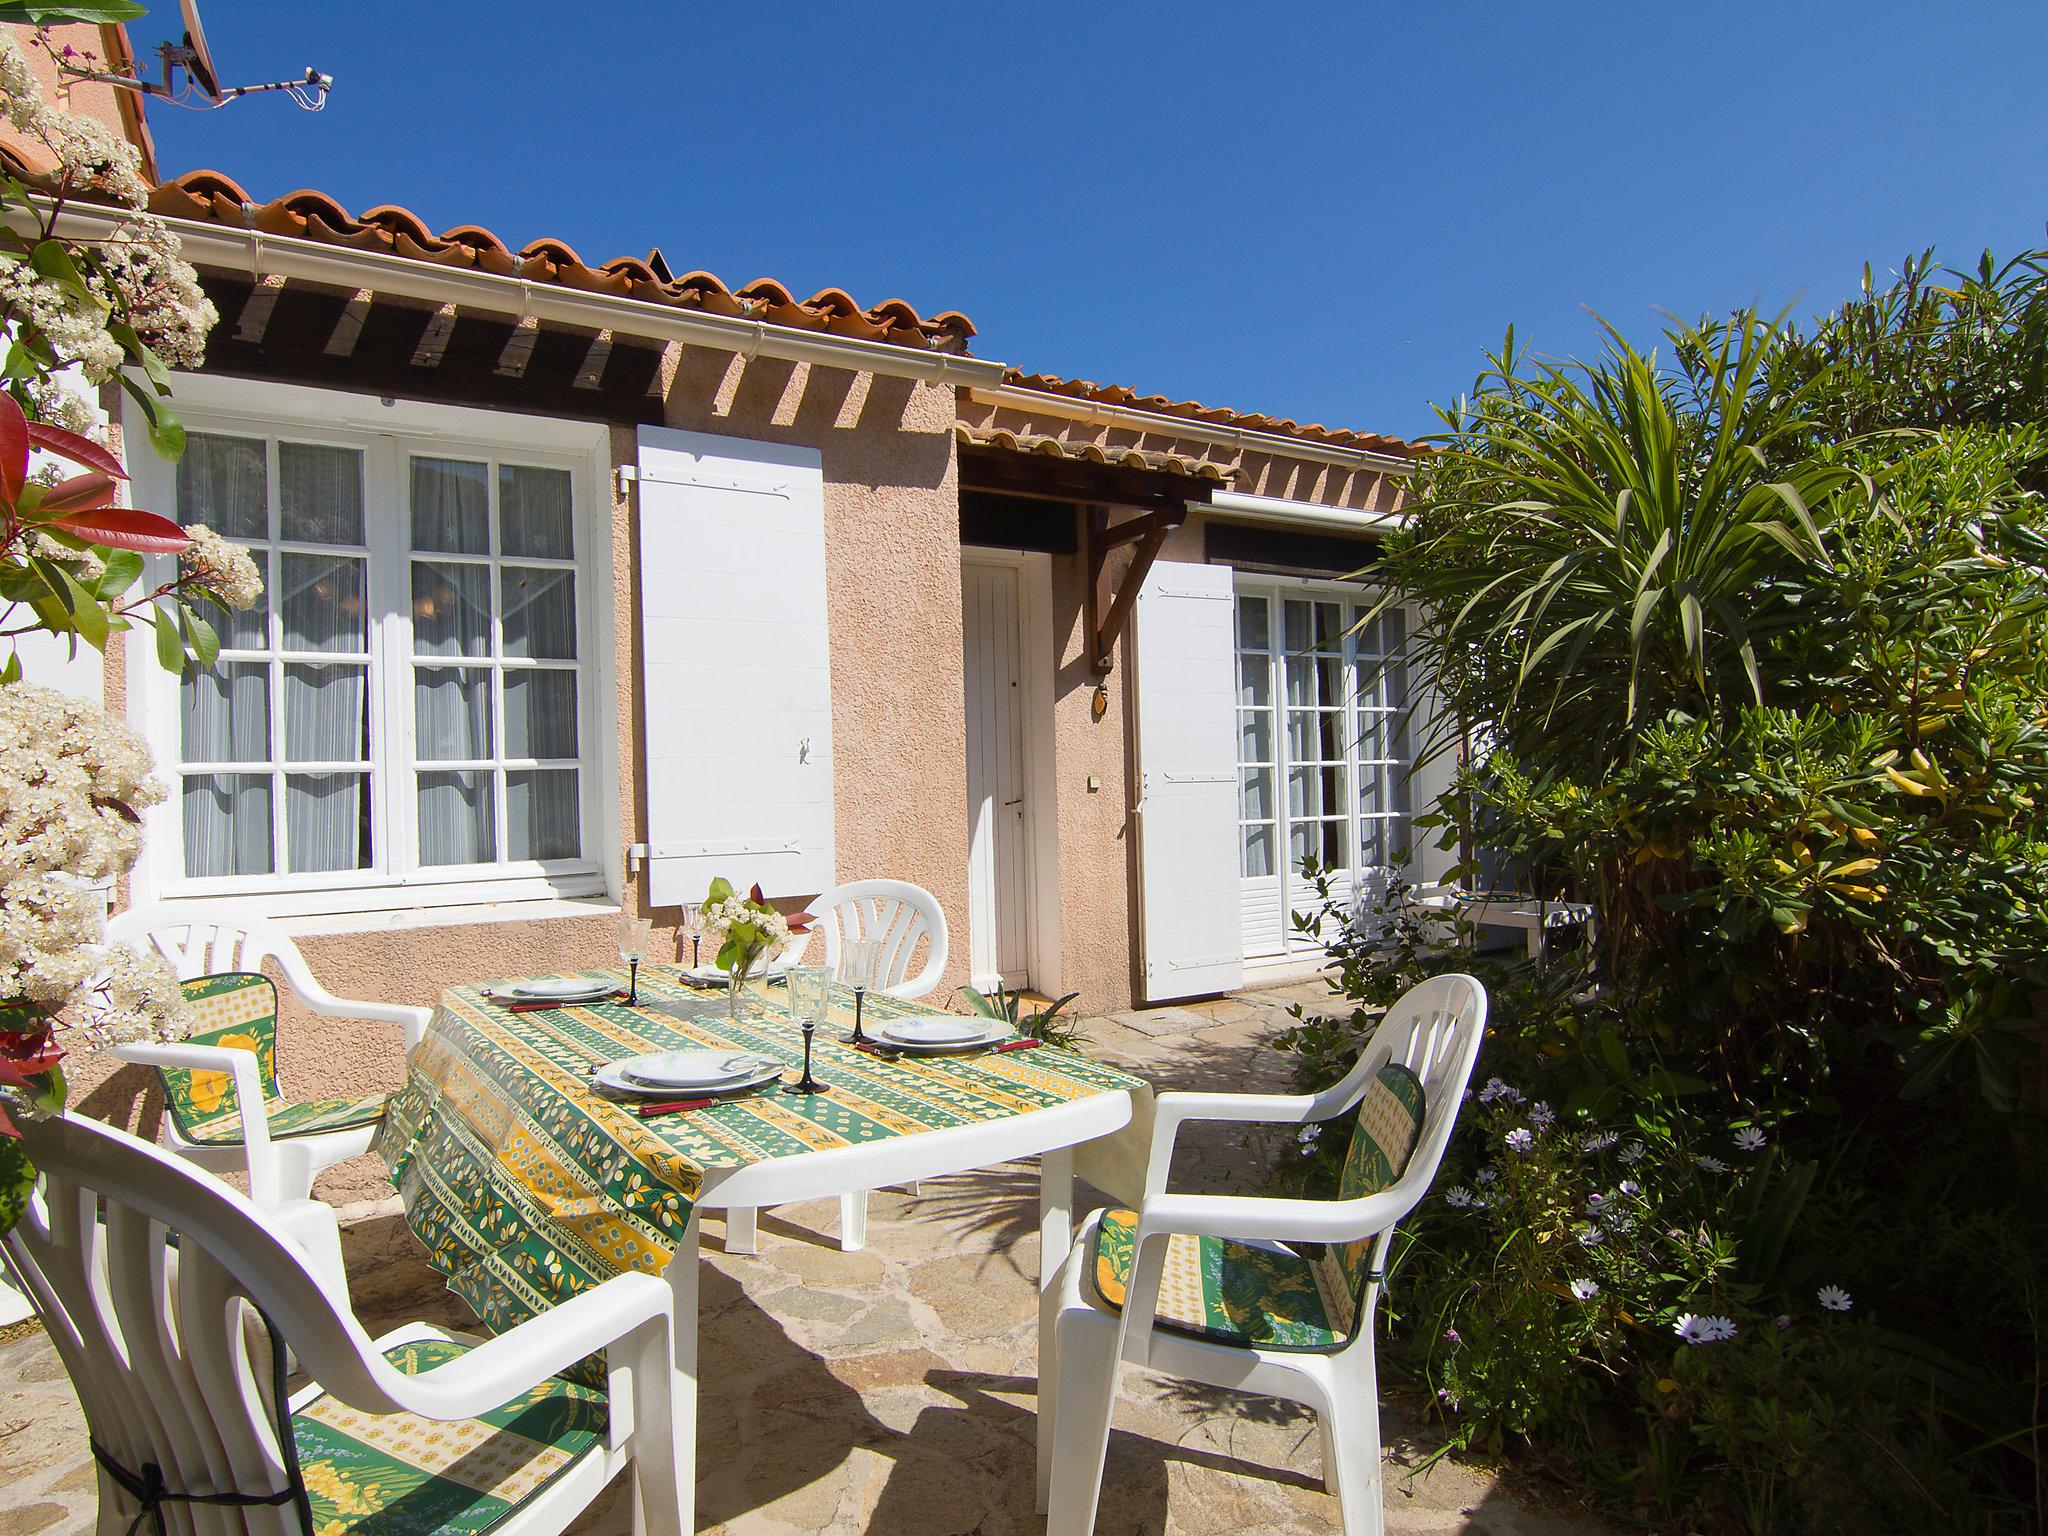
[1003,370,1419,456]
[144,169,979,354]
[955,423,1232,483]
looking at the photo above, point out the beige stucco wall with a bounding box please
[73,343,972,1205]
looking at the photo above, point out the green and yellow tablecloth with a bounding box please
[374,968,1144,1342]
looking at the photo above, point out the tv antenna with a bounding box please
[60,0,333,112]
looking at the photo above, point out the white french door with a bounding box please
[1235,578,1412,959]
[963,559,1034,987]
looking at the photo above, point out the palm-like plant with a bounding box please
[1382,313,1873,778]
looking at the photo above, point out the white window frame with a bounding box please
[1234,573,1416,959]
[125,373,620,929]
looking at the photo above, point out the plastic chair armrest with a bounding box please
[1134,1188,1413,1248]
[377,1272,672,1421]
[110,1040,285,1208]
[292,985,432,1049]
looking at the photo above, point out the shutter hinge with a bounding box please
[613,464,638,499]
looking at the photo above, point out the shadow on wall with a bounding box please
[664,347,952,492]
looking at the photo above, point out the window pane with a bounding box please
[1283,600,1310,654]
[1240,766,1273,822]
[1237,653,1269,709]
[1313,601,1344,650]
[280,552,366,654]
[286,772,369,873]
[418,771,495,865]
[1288,709,1347,763]
[1289,763,1347,819]
[507,769,579,860]
[1242,823,1274,878]
[181,660,269,763]
[503,669,578,760]
[278,443,365,545]
[414,666,493,761]
[1237,709,1271,765]
[178,433,267,542]
[412,561,491,657]
[500,567,576,660]
[1319,819,1350,870]
[283,662,367,763]
[1362,817,1408,870]
[410,457,490,553]
[500,465,574,559]
[182,773,272,877]
[1286,654,1346,709]
[1288,818,1312,874]
[1236,595,1269,652]
[191,575,268,653]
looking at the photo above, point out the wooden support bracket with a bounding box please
[1085,504,1186,674]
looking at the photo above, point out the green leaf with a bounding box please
[0,650,19,685]
[93,548,143,599]
[151,606,184,674]
[29,240,93,303]
[705,877,735,905]
[0,2,147,22]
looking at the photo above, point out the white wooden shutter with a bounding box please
[635,426,834,904]
[1132,560,1245,1001]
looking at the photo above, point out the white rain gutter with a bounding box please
[966,382,1419,476]
[1203,487,1408,534]
[43,203,1012,390]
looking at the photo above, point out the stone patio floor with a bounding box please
[0,979,1602,1536]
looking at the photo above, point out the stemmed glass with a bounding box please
[617,915,653,1006]
[840,938,878,1046]
[784,965,831,1095]
[679,902,706,970]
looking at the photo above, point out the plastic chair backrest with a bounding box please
[106,902,310,989]
[1,1113,421,1531]
[813,880,949,999]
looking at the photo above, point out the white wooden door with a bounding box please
[963,560,1031,988]
[1132,560,1245,1001]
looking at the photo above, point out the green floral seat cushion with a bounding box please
[164,973,389,1148]
[291,1337,607,1536]
[1090,1207,1348,1351]
[1088,1063,1426,1354]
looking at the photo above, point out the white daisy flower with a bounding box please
[1696,1155,1731,1173]
[1817,1285,1852,1313]
[1443,1186,1473,1208]
[1504,1128,1533,1152]
[1570,1278,1600,1301]
[1674,1313,1736,1345]
[1732,1127,1767,1152]
[1585,1193,1611,1215]
[1575,1224,1606,1248]
[1619,1141,1646,1164]
[1581,1130,1620,1152]
[1297,1124,1321,1145]
[1475,1166,1499,1184]
[1528,1101,1556,1128]
[1617,1179,1641,1197]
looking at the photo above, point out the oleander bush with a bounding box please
[1270,247,2048,1534]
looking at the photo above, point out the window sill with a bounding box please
[271,895,624,938]
[140,878,621,938]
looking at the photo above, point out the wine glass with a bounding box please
[784,965,831,1095]
[679,901,706,970]
[617,915,653,1005]
[840,937,878,1045]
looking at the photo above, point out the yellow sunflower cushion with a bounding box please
[162,973,388,1148]
[1088,1063,1425,1353]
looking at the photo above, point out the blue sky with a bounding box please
[129,2,2048,442]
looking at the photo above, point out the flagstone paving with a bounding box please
[0,978,1602,1535]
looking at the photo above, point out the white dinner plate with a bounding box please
[591,1057,784,1099]
[874,1018,1011,1052]
[679,960,791,987]
[619,1049,773,1091]
[489,977,612,1004]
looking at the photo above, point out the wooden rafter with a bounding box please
[410,303,459,368]
[1085,505,1185,673]
[322,288,374,357]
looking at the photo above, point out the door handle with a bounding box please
[1003,799,1024,808]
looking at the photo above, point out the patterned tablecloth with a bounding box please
[374,967,1144,1340]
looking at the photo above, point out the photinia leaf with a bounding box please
[93,548,143,599]
[151,606,184,673]
[0,3,147,21]
[35,471,118,517]
[26,420,124,480]
[49,506,192,553]
[0,389,25,503]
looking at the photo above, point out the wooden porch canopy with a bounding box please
[192,272,671,422]
[955,425,1227,674]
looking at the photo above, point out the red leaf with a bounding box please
[50,507,192,554]
[748,883,767,904]
[0,392,24,505]
[38,471,117,516]
[26,420,124,480]
[787,910,815,932]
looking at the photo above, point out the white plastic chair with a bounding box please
[1042,973,1488,1536]
[105,903,431,1209]
[2,1110,687,1536]
[725,879,949,1257]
